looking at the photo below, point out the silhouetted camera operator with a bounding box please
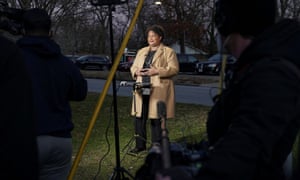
[157,0,300,180]
[16,8,87,180]
[0,1,38,179]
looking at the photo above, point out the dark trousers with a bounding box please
[37,136,72,180]
[135,95,162,148]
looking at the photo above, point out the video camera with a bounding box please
[0,0,25,35]
[135,141,209,180]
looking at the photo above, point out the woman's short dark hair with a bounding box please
[146,25,165,42]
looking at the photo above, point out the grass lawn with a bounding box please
[70,92,210,179]
[70,70,300,179]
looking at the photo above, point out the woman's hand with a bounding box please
[135,67,158,76]
[147,66,159,76]
[135,68,145,76]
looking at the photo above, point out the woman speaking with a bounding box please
[130,25,179,154]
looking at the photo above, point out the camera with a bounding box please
[135,141,209,180]
[0,0,25,35]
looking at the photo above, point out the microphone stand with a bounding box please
[122,84,138,154]
[122,84,149,156]
[107,4,133,180]
[157,101,171,169]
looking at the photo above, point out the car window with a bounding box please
[77,56,87,61]
[121,52,136,63]
[93,57,105,62]
[90,57,98,62]
[77,55,110,63]
[126,56,135,62]
[208,54,222,61]
[187,55,198,63]
[207,54,237,63]
[177,55,187,63]
[227,58,235,63]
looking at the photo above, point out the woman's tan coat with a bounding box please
[130,44,179,119]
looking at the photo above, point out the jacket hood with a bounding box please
[17,36,61,58]
[238,19,300,68]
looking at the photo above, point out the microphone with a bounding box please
[119,81,136,87]
[157,101,171,169]
[119,81,151,88]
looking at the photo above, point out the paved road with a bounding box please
[87,78,220,106]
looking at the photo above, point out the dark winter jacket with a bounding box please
[199,19,300,180]
[17,36,87,137]
[0,35,38,179]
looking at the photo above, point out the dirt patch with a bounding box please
[81,70,219,86]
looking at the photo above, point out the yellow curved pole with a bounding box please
[68,0,145,179]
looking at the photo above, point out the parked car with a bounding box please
[195,53,236,75]
[75,55,111,71]
[117,51,136,72]
[66,54,80,63]
[117,53,200,73]
[176,54,200,73]
[118,61,134,72]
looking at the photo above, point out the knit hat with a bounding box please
[22,8,51,33]
[215,0,277,37]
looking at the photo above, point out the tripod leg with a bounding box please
[120,167,135,180]
[122,135,136,153]
[109,167,134,180]
[109,170,116,180]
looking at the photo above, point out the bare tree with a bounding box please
[278,0,300,19]
[6,0,300,56]
[151,0,210,54]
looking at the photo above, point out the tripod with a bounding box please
[122,84,151,156]
[106,4,132,180]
